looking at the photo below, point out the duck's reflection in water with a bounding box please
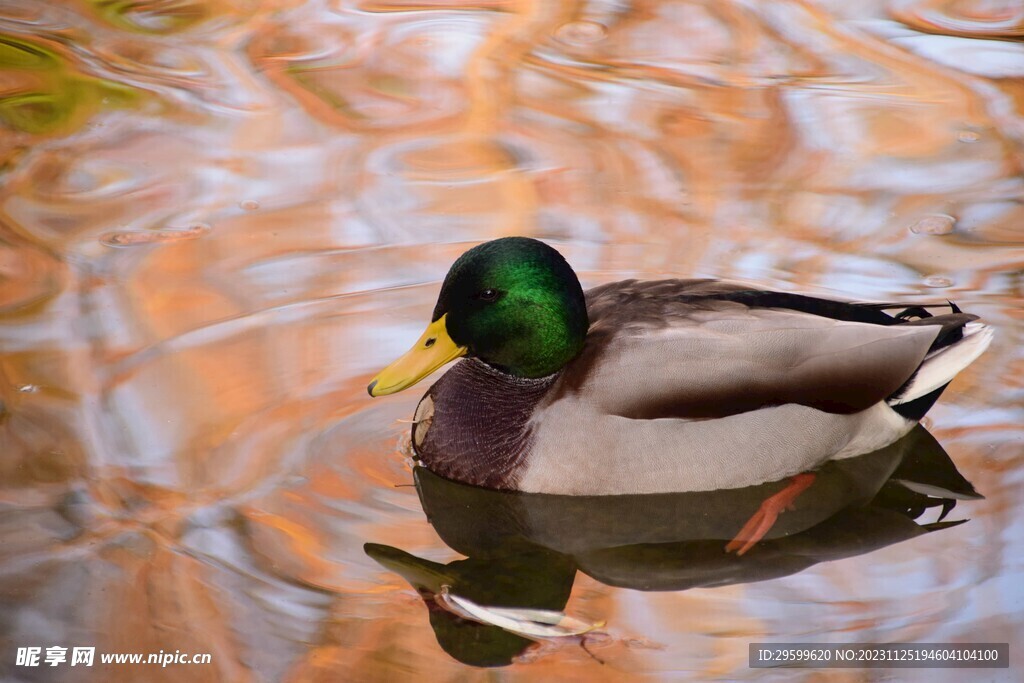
[366,426,981,667]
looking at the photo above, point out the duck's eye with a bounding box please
[476,288,499,302]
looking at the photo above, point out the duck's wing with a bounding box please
[558,280,975,419]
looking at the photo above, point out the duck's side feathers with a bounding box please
[888,322,993,405]
[520,401,914,494]
[566,280,946,420]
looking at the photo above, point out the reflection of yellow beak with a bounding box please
[368,314,467,397]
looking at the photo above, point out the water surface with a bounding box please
[1,0,1023,681]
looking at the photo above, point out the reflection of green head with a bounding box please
[431,238,589,378]
[364,543,576,667]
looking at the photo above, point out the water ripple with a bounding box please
[0,0,1022,677]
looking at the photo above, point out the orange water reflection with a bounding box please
[1,0,1022,680]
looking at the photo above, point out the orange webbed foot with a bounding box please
[725,472,817,556]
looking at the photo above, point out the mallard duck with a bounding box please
[368,237,992,500]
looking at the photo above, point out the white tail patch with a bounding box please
[889,323,993,404]
[892,479,984,501]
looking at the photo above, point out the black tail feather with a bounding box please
[898,313,978,354]
[895,305,934,321]
[890,383,949,421]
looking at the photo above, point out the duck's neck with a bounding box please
[411,359,557,489]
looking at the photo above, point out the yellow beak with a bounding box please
[368,314,467,397]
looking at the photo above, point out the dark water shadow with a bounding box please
[366,426,981,667]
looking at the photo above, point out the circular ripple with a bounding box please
[890,0,1024,37]
[922,275,954,288]
[94,0,211,34]
[247,24,358,65]
[100,223,210,248]
[909,214,955,235]
[554,20,609,46]
[95,39,210,79]
[366,135,536,182]
[0,0,76,29]
[0,244,63,313]
[42,158,142,200]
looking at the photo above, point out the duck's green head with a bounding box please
[369,237,588,396]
